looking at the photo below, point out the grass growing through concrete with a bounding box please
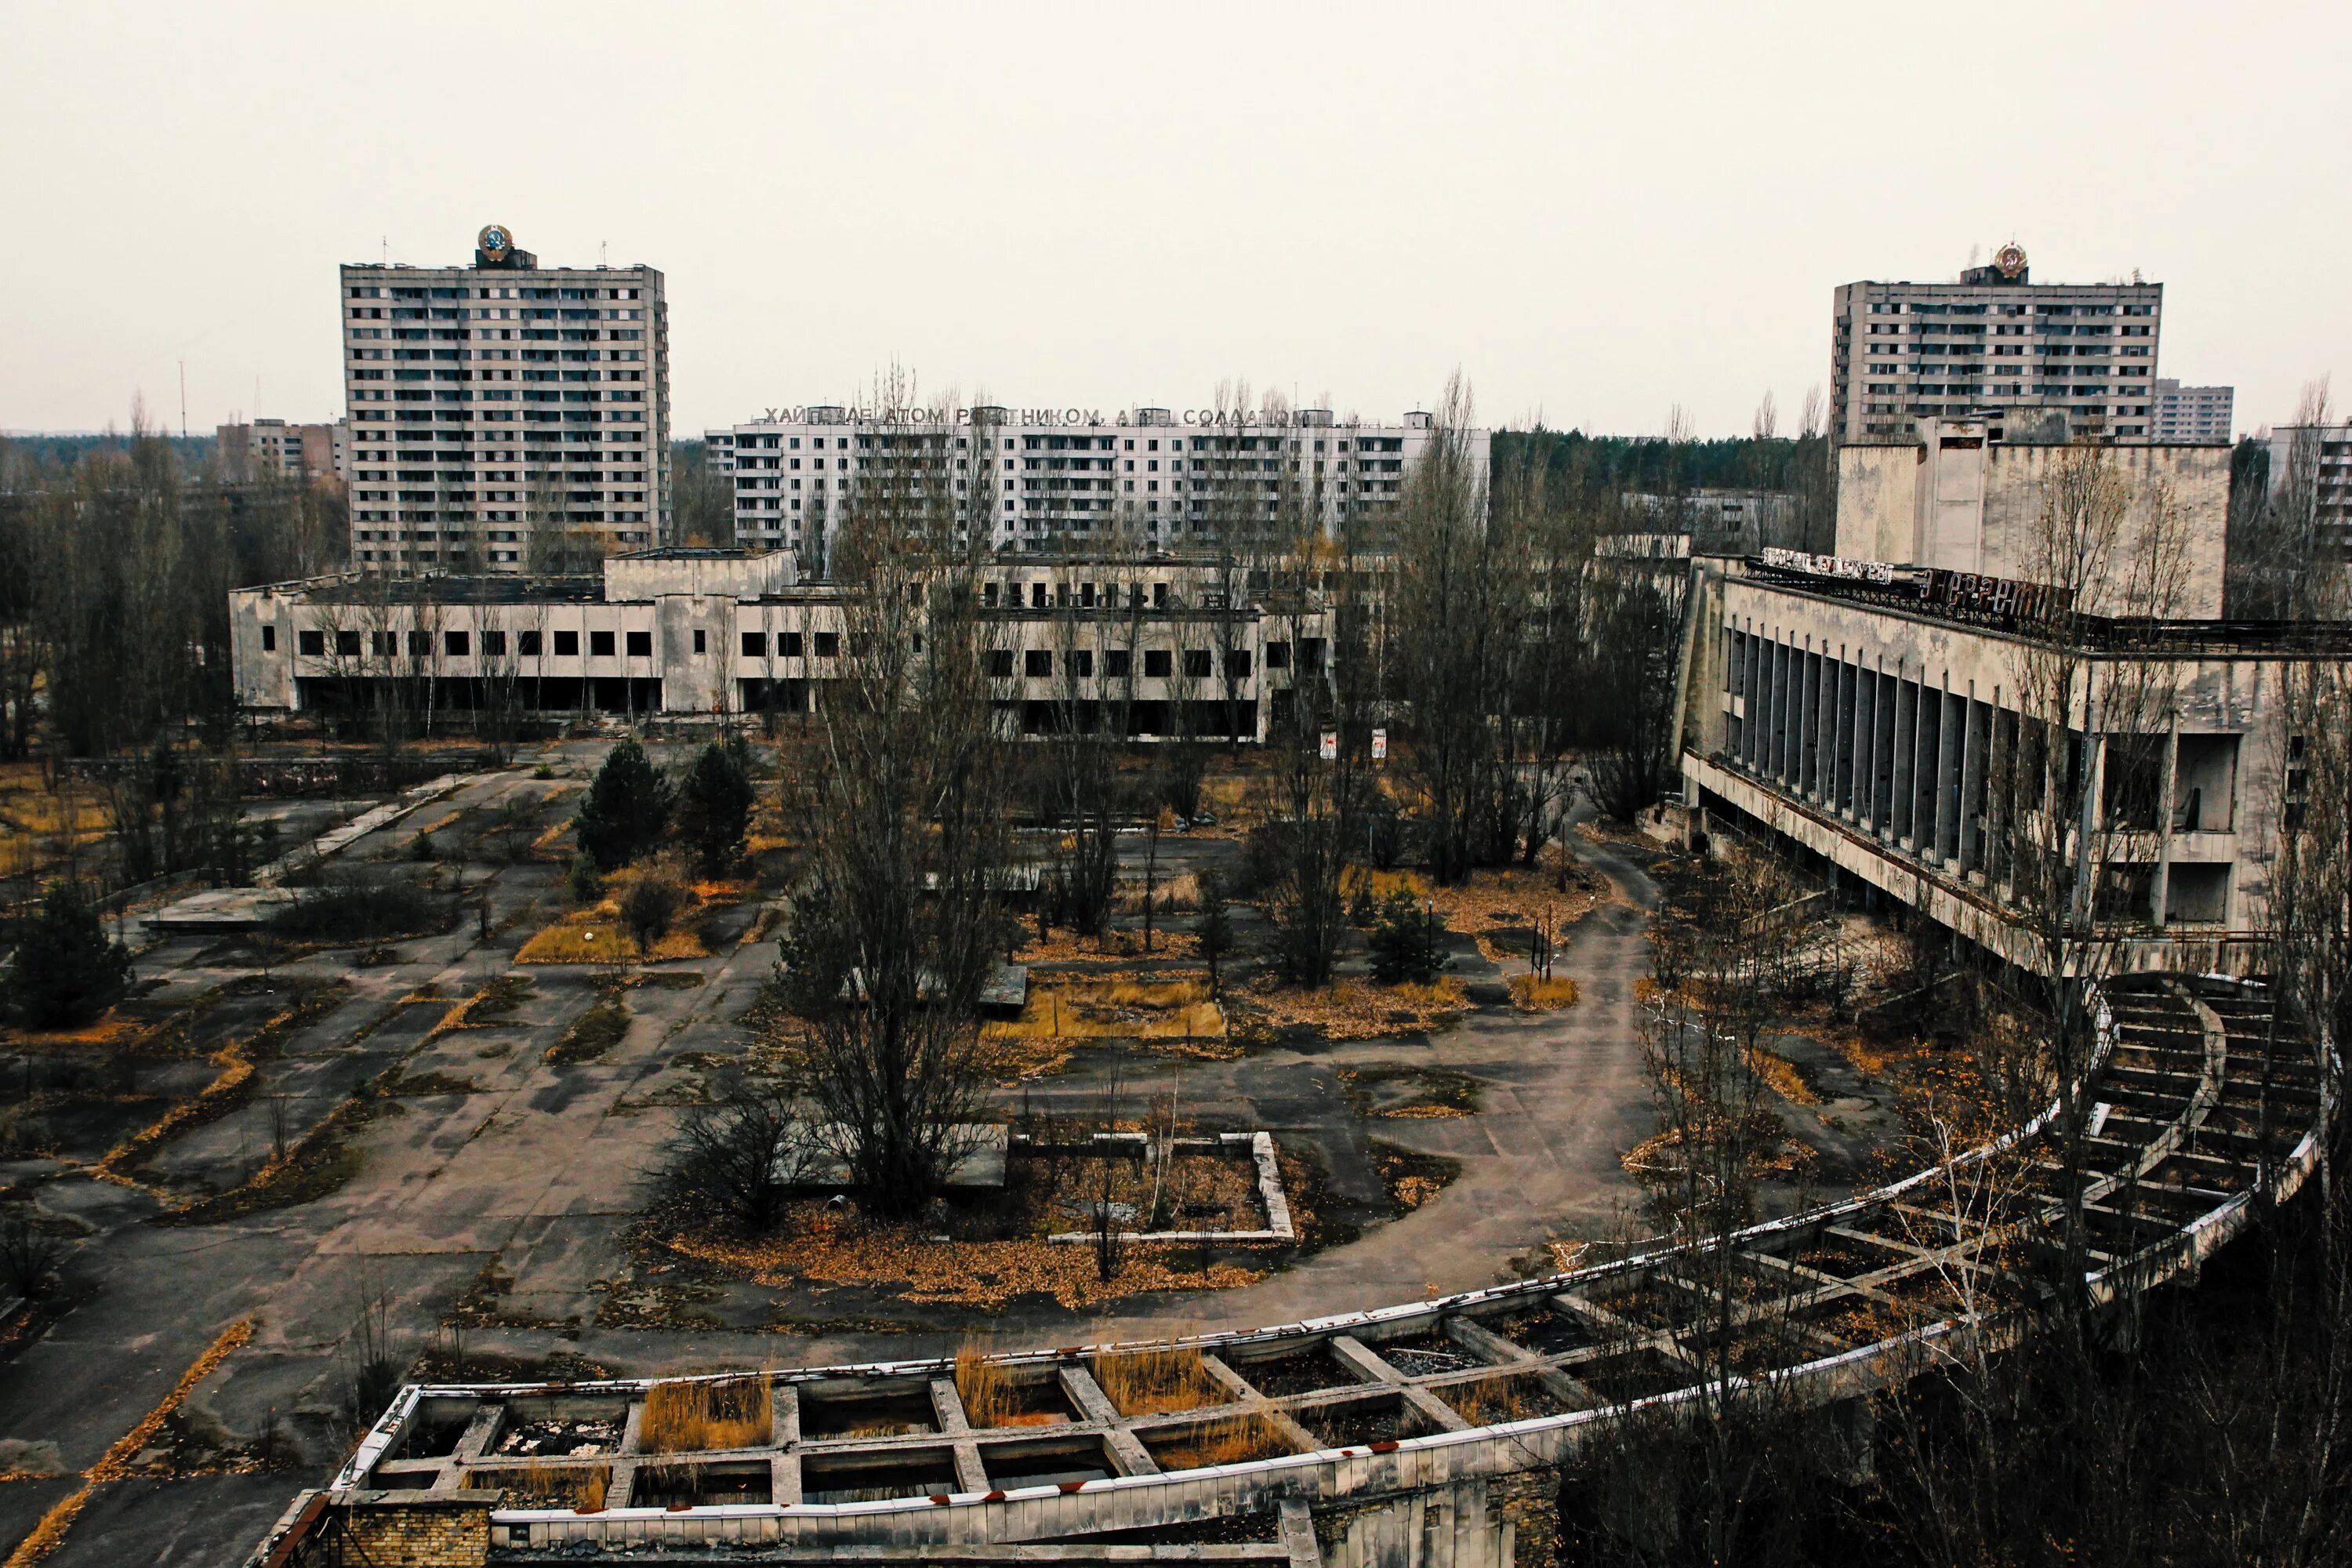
[466,1464,609,1511]
[1336,1065,1486,1120]
[1091,1342,1220,1417]
[638,1377,771,1454]
[982,979,1225,1047]
[546,996,629,1065]
[1148,1410,1291,1469]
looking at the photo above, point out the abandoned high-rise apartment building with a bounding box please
[343,225,671,571]
[705,405,1479,568]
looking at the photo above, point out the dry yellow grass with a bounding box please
[1150,1411,1290,1469]
[982,978,1225,1046]
[1092,1342,1220,1417]
[516,919,705,965]
[467,1464,610,1511]
[672,1222,1261,1312]
[1508,975,1581,1011]
[639,1377,771,1454]
[954,1344,1015,1428]
[1243,977,1468,1040]
[1442,1375,1555,1425]
[0,765,111,887]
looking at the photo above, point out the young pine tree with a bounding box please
[6,882,133,1029]
[573,738,674,872]
[676,740,756,876]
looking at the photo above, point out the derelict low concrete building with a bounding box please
[1678,423,2345,975]
[229,547,1334,742]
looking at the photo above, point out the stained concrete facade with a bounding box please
[229,549,1333,742]
[1674,557,2340,974]
[1835,418,2232,619]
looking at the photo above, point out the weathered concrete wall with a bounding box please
[1835,437,2230,619]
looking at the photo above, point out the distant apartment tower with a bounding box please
[706,405,1472,570]
[2152,379,2233,444]
[1831,244,2162,442]
[340,225,669,571]
[216,418,350,484]
[2264,422,2352,554]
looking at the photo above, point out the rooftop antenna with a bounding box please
[601,239,608,267]
[179,361,187,440]
[381,234,388,265]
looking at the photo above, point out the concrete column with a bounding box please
[769,1385,801,1506]
[1890,677,1917,844]
[1740,630,1759,771]
[1833,657,1857,816]
[1849,666,1875,826]
[1958,697,1990,877]
[1936,691,1966,864]
[1986,706,2016,895]
[1773,639,1794,782]
[1814,650,1835,800]
[1806,648,1825,799]
[1911,683,1944,858]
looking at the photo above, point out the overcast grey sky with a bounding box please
[4,1,2345,440]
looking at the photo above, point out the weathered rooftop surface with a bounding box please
[251,973,2325,1566]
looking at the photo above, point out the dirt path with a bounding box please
[1080,817,1664,1340]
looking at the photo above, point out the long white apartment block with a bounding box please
[706,404,1480,569]
[1831,244,2163,443]
[341,225,670,572]
[2152,378,2234,444]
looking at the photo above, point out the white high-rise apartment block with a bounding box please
[341,225,669,571]
[705,404,1475,569]
[1831,244,2162,443]
[2152,378,2234,444]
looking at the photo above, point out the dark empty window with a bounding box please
[1301,637,1327,673]
[742,631,768,657]
[985,649,1015,677]
[519,630,542,655]
[984,583,999,608]
[1105,648,1131,678]
[482,630,506,656]
[336,630,361,657]
[444,630,469,656]
[1145,648,1172,678]
[693,629,706,655]
[626,630,652,658]
[589,630,615,657]
[407,630,430,657]
[1152,583,1169,608]
[1025,649,1052,677]
[1073,649,1094,678]
[781,632,804,657]
[1182,649,1212,678]
[1265,641,1290,670]
[814,631,839,659]
[372,631,396,657]
[554,630,579,656]
[1225,649,1252,677]
[261,625,277,652]
[297,628,323,656]
[1030,583,1046,608]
